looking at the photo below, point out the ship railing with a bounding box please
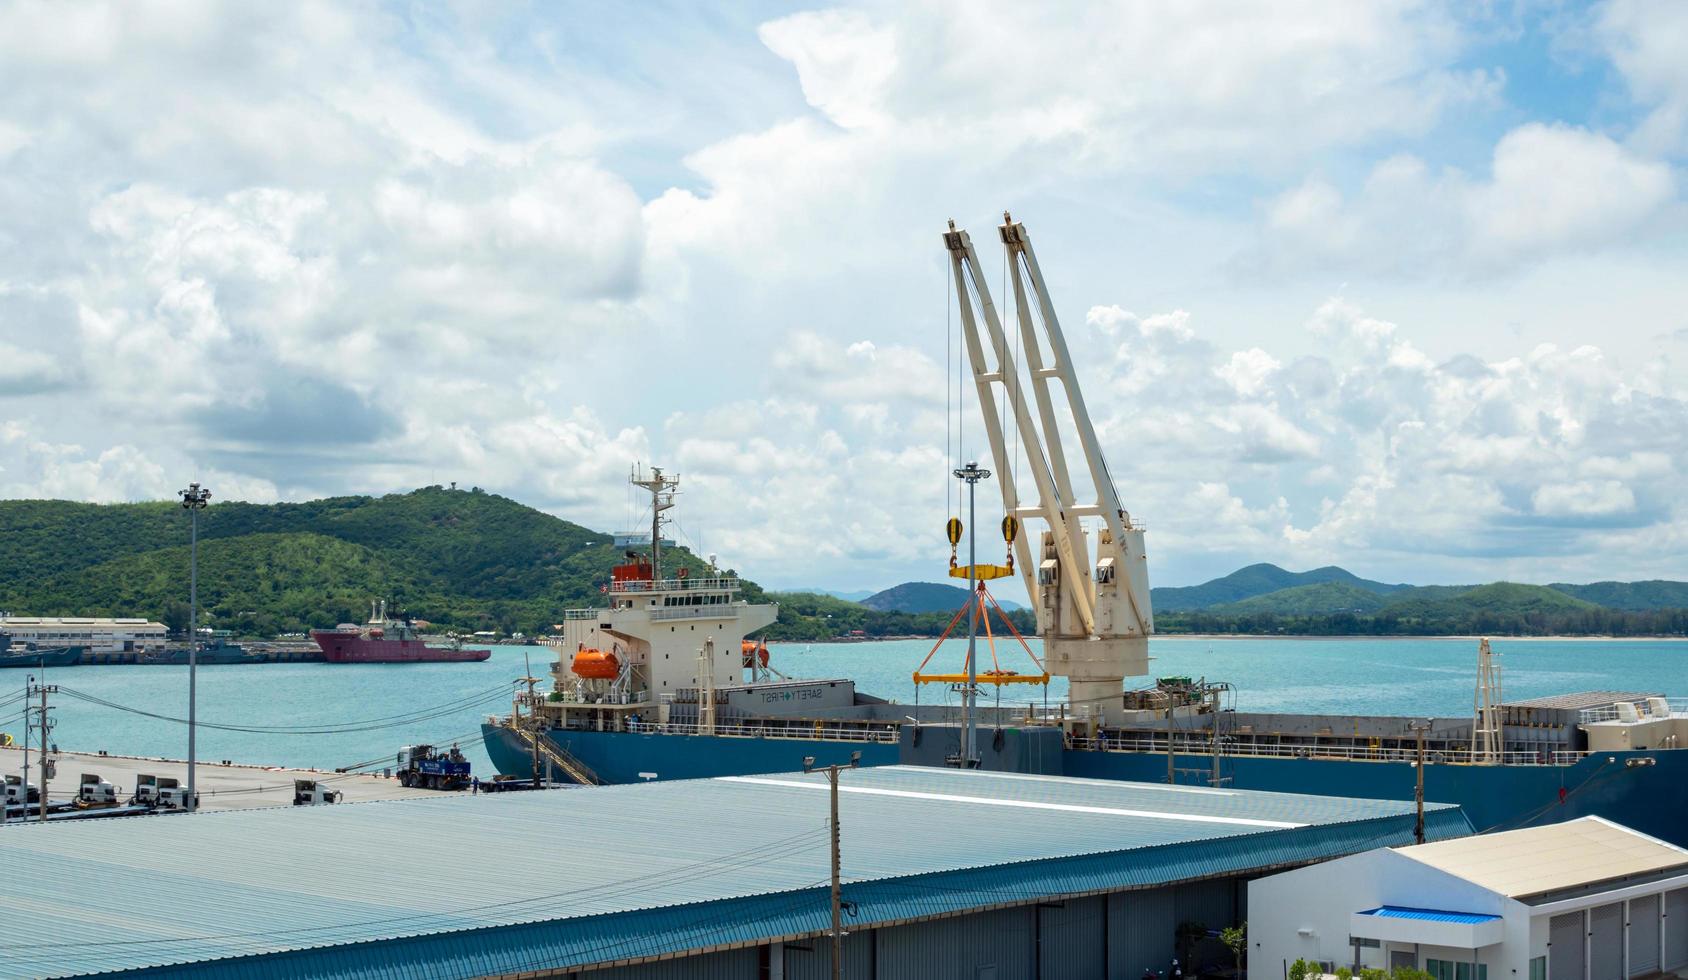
[1579,698,1688,724]
[651,606,741,622]
[625,720,898,743]
[1071,734,1587,766]
[610,577,741,594]
[562,609,598,621]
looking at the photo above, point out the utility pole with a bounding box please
[19,674,30,823]
[523,652,541,786]
[806,751,861,980]
[954,462,990,769]
[1166,699,1176,784]
[30,680,57,822]
[179,482,211,812]
[1409,719,1432,844]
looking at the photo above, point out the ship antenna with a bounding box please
[631,466,680,582]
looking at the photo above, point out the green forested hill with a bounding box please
[1549,580,1688,610]
[861,581,1024,613]
[1161,580,1686,636]
[1206,581,1391,616]
[1379,582,1597,619]
[0,488,730,636]
[1150,562,1407,611]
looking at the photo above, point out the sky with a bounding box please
[0,0,1685,595]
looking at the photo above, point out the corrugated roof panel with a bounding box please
[1396,815,1688,899]
[0,766,1468,978]
[1362,906,1501,924]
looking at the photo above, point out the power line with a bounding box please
[52,682,519,736]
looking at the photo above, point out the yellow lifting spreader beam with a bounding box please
[914,672,1048,685]
[912,567,1048,688]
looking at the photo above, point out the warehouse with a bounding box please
[0,616,167,654]
[0,766,1470,979]
[1249,816,1688,980]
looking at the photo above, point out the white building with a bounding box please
[0,617,168,653]
[1251,817,1688,980]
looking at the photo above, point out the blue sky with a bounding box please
[0,0,1684,595]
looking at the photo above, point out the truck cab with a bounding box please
[154,776,198,811]
[3,774,39,805]
[77,773,117,806]
[293,779,342,805]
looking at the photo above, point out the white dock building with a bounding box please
[0,616,168,653]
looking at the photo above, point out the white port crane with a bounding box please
[943,213,1153,725]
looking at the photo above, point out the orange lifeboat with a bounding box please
[741,640,769,669]
[571,649,620,680]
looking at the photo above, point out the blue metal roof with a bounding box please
[1361,906,1501,924]
[0,765,1471,978]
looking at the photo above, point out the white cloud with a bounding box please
[1217,348,1282,398]
[759,10,898,131]
[0,436,169,504]
[1533,480,1636,518]
[0,0,1683,593]
[1253,123,1677,278]
[0,339,67,391]
[646,1,1497,274]
[1596,0,1688,154]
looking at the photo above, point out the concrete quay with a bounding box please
[0,745,461,812]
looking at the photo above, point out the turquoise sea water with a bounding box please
[3,637,1685,776]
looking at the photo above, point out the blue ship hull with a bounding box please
[482,724,1688,847]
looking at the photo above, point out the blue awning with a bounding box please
[1360,906,1500,925]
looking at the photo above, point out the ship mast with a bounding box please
[631,465,680,580]
[1472,638,1502,764]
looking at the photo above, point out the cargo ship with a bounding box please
[484,215,1688,846]
[312,601,490,664]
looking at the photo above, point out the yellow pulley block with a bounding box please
[1001,515,1018,543]
[949,563,1015,581]
[946,517,962,546]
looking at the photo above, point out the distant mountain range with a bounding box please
[2,484,1681,640]
[785,587,877,602]
[1148,563,1688,621]
[859,582,1023,614]
[1150,563,1409,611]
[824,563,1687,625]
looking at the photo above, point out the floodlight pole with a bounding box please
[179,482,211,812]
[806,752,861,980]
[954,462,990,769]
[1409,719,1432,844]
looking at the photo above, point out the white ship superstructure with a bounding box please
[525,466,853,739]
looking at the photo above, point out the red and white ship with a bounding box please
[310,600,491,664]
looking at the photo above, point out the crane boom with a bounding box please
[943,214,1153,725]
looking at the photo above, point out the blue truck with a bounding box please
[395,744,471,790]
